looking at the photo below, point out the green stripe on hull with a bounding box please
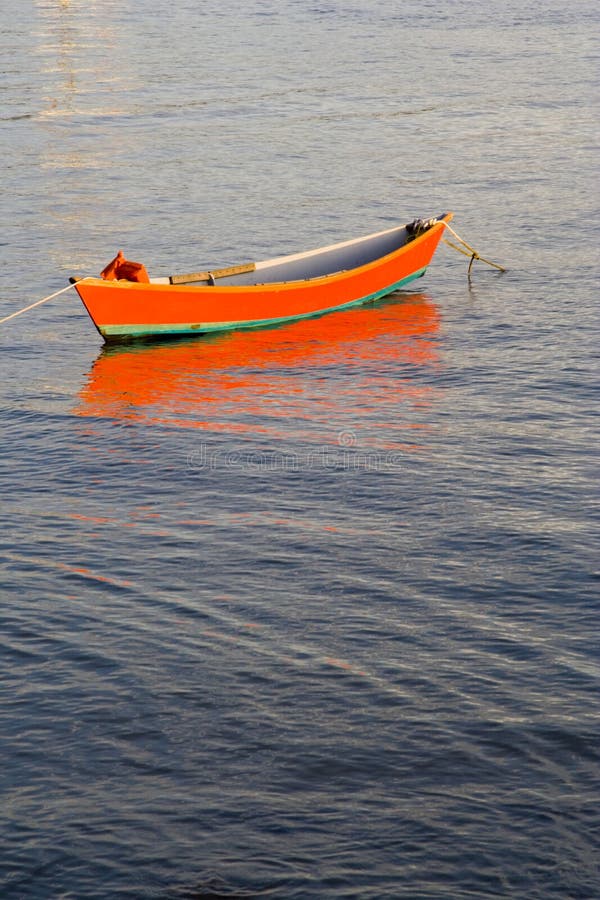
[100,268,427,340]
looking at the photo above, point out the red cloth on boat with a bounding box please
[100,251,150,283]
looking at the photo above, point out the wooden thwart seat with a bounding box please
[169,262,256,285]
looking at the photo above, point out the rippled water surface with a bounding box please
[1,2,599,898]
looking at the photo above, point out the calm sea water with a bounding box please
[1,1,599,898]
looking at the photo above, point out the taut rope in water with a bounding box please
[1,219,506,330]
[441,222,506,275]
[0,278,92,326]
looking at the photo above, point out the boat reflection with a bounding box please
[75,293,442,449]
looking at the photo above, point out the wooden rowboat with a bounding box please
[72,213,452,342]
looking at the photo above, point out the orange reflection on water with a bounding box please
[75,293,442,449]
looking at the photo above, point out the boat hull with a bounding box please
[74,215,450,342]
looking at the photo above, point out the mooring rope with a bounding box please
[1,220,506,329]
[441,222,506,274]
[0,277,92,326]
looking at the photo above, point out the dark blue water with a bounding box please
[1,2,599,897]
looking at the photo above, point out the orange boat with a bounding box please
[72,213,452,342]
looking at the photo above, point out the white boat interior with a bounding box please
[150,217,445,287]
